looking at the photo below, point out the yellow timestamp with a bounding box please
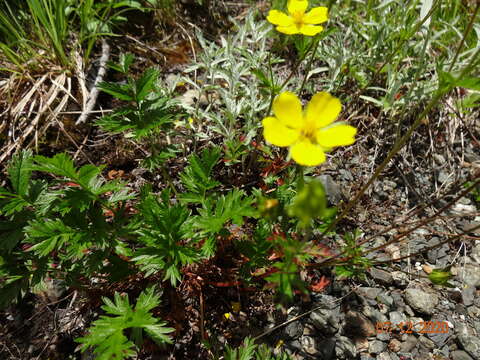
[375,321,449,334]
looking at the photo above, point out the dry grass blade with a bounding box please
[0,73,69,164]
[76,39,110,125]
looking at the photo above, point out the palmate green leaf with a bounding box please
[194,189,258,235]
[25,218,83,257]
[224,336,257,360]
[98,81,134,101]
[0,216,28,251]
[107,53,134,74]
[7,149,33,197]
[135,68,159,102]
[179,147,221,202]
[76,287,173,359]
[0,196,29,215]
[32,153,78,180]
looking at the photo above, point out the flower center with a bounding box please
[300,122,317,143]
[292,11,305,27]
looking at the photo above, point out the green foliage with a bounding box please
[334,229,372,280]
[193,189,258,257]
[428,267,455,288]
[76,287,174,360]
[0,151,136,308]
[222,337,293,360]
[97,65,179,140]
[0,0,149,70]
[464,181,480,205]
[287,179,332,227]
[132,187,199,285]
[179,146,222,203]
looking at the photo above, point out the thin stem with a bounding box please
[313,88,448,255]
[298,36,321,95]
[448,1,480,72]
[266,35,320,115]
[296,165,304,191]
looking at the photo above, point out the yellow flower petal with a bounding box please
[316,124,357,148]
[290,140,326,166]
[267,10,294,26]
[263,116,299,147]
[273,92,303,128]
[305,92,342,128]
[299,24,324,36]
[303,7,328,24]
[276,24,301,35]
[288,0,308,14]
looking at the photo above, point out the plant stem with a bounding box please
[298,36,321,95]
[448,1,480,72]
[266,35,320,115]
[296,165,304,191]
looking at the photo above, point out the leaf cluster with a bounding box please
[76,287,174,360]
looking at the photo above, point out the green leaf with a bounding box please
[7,149,33,197]
[179,147,222,203]
[32,153,78,180]
[438,71,480,91]
[428,267,455,287]
[98,81,134,101]
[108,53,135,74]
[193,189,258,235]
[76,287,173,359]
[135,68,159,102]
[25,219,83,257]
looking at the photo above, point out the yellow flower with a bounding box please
[267,0,328,36]
[262,91,356,166]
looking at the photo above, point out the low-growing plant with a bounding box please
[97,54,183,170]
[76,286,174,359]
[0,150,136,307]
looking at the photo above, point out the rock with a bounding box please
[366,308,388,324]
[316,337,336,359]
[404,288,438,315]
[390,291,406,309]
[458,334,480,359]
[433,154,445,165]
[377,293,394,308]
[344,310,376,337]
[310,307,340,335]
[377,332,391,341]
[357,287,382,300]
[335,336,356,359]
[369,268,393,285]
[457,264,480,287]
[377,352,392,360]
[300,336,320,356]
[400,335,417,352]
[426,320,451,347]
[359,355,375,360]
[389,311,407,324]
[369,340,387,354]
[418,335,435,350]
[388,339,402,352]
[463,222,480,237]
[471,243,480,262]
[462,287,475,306]
[391,271,409,288]
[451,350,474,360]
[467,305,480,318]
[284,320,303,339]
[438,170,450,184]
[317,175,342,205]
